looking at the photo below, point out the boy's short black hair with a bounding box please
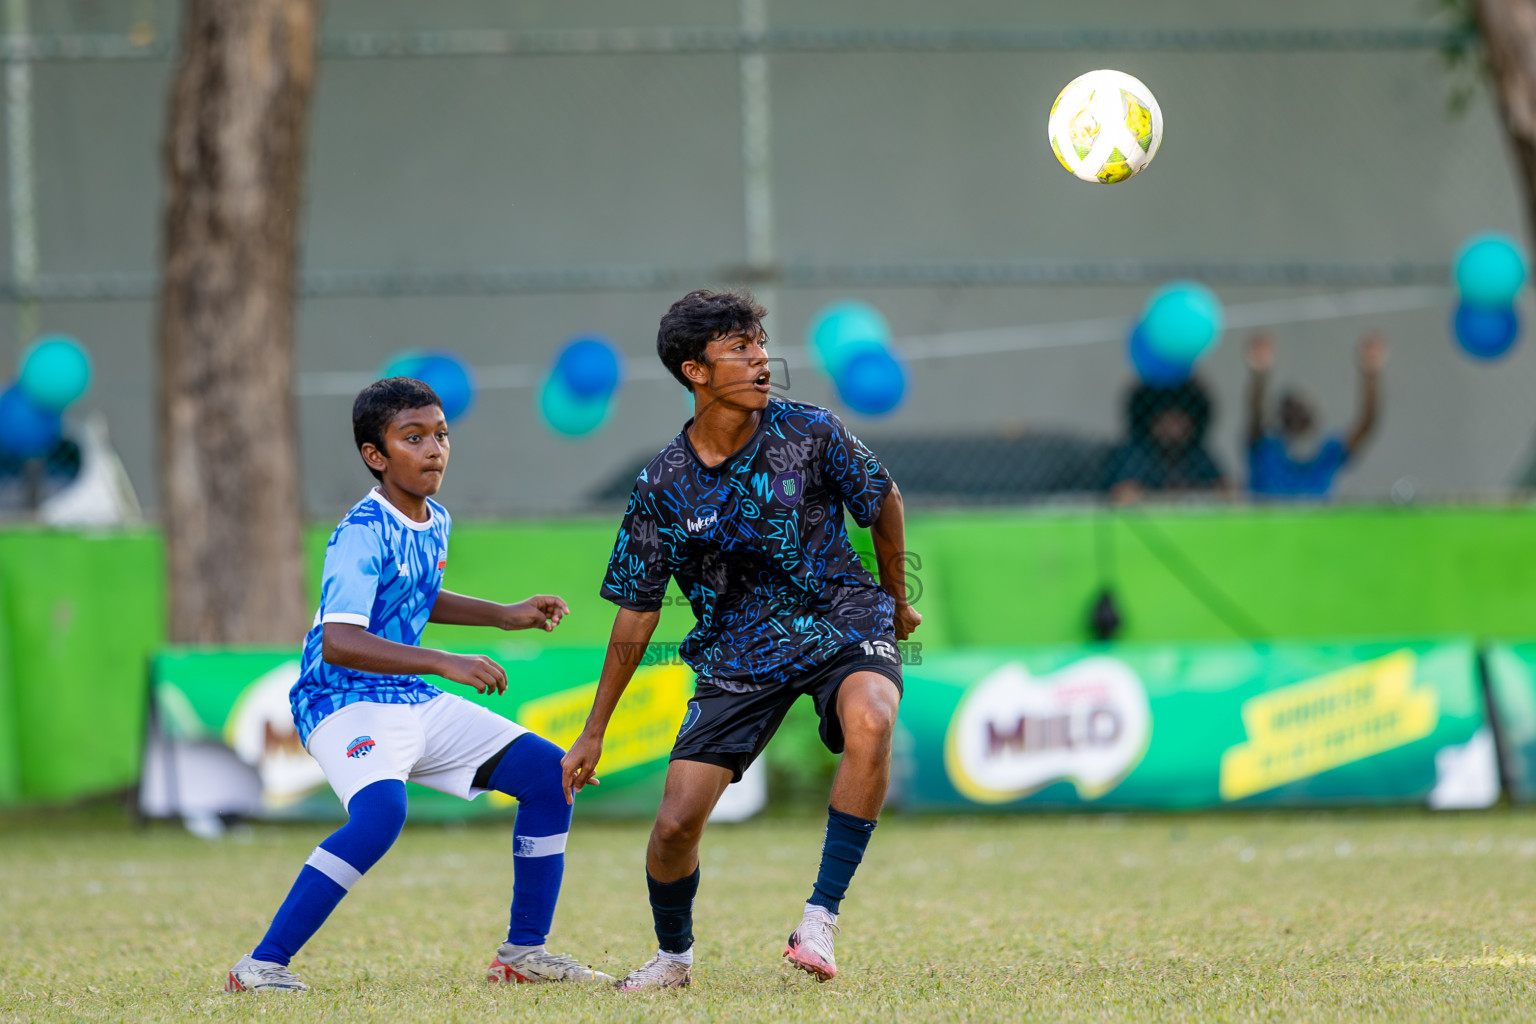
[657,288,768,390]
[353,377,443,480]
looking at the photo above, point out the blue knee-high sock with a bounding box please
[488,734,573,947]
[807,806,877,915]
[251,779,408,965]
[647,867,699,954]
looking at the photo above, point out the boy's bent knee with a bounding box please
[842,702,898,749]
[487,733,569,805]
[651,808,707,852]
[349,779,409,835]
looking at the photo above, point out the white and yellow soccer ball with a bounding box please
[1047,69,1163,184]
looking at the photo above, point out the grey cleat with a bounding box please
[615,953,693,991]
[486,945,615,984]
[224,954,308,993]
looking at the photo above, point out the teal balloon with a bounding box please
[1455,233,1526,307]
[810,301,890,377]
[540,373,610,437]
[1140,281,1224,364]
[380,349,426,380]
[19,334,91,410]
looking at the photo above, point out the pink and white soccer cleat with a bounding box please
[783,903,839,981]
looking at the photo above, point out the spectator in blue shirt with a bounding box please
[1244,332,1385,499]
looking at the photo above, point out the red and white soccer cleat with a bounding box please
[783,903,839,981]
[486,946,614,984]
[224,954,308,993]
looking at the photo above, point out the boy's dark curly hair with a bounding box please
[352,377,443,480]
[656,288,768,390]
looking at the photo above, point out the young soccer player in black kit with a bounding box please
[561,289,921,988]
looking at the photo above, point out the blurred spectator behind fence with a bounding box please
[1244,332,1385,499]
[1103,378,1229,504]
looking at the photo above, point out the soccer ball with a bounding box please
[1047,69,1163,184]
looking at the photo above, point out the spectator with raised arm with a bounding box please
[1245,332,1385,499]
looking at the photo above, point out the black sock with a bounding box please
[808,806,877,914]
[646,867,700,954]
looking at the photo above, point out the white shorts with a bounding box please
[305,693,528,810]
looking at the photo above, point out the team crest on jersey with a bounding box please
[771,472,803,507]
[346,735,376,759]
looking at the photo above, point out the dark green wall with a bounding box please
[6,504,1536,805]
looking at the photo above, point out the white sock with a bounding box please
[499,942,544,961]
[805,902,838,922]
[657,947,694,966]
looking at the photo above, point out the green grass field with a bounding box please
[5,809,1536,1022]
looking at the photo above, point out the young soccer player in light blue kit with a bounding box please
[225,377,612,993]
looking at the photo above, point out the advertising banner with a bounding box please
[898,640,1496,812]
[1481,642,1536,804]
[139,646,765,822]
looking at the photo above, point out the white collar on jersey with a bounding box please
[366,488,437,532]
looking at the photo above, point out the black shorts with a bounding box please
[671,640,904,783]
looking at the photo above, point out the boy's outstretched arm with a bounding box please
[430,591,570,632]
[870,480,922,640]
[560,607,661,803]
[322,622,508,695]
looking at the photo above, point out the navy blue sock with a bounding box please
[646,868,699,954]
[251,779,407,965]
[487,734,573,947]
[807,806,877,915]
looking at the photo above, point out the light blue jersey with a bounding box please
[291,489,451,744]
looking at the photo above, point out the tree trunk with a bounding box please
[156,0,321,644]
[1475,0,1536,241]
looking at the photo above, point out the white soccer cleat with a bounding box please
[783,903,839,981]
[224,954,308,993]
[486,946,615,984]
[614,954,692,991]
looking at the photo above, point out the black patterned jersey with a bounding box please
[601,399,895,688]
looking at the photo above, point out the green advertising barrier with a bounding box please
[145,646,694,821]
[897,640,1496,811]
[1482,642,1536,803]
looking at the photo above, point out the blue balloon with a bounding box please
[810,301,891,377]
[1452,303,1520,360]
[835,347,906,416]
[1128,323,1192,386]
[556,336,621,399]
[1455,234,1526,307]
[19,334,91,411]
[0,384,61,458]
[380,350,475,421]
[1140,281,1224,364]
[540,372,610,437]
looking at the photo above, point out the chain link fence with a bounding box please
[3,0,1529,514]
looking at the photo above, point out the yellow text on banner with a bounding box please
[1219,650,1438,801]
[518,664,694,776]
